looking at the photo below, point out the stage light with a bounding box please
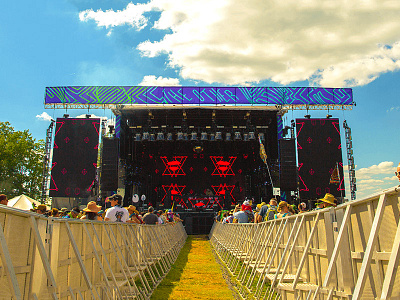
[157,132,164,141]
[142,132,149,140]
[234,131,242,140]
[248,132,256,140]
[134,133,141,141]
[177,132,183,140]
[258,133,265,141]
[191,132,198,141]
[225,132,231,141]
[243,133,249,141]
[85,114,91,118]
[201,132,208,141]
[209,133,215,141]
[183,133,188,141]
[304,114,311,119]
[215,132,222,140]
[326,114,332,118]
[63,114,69,118]
[149,134,156,141]
[193,145,203,153]
[166,133,173,141]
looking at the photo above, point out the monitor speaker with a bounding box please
[101,137,119,191]
[279,138,297,191]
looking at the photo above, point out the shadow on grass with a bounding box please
[150,235,195,299]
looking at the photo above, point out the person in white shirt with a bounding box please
[104,194,129,223]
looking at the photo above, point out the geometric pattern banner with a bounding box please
[296,118,345,200]
[49,118,100,198]
[45,86,353,106]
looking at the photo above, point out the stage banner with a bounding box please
[49,118,100,198]
[45,86,353,106]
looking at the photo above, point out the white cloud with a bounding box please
[387,106,400,113]
[36,112,53,122]
[139,75,180,86]
[79,0,400,86]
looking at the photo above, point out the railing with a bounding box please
[210,186,400,300]
[0,207,187,299]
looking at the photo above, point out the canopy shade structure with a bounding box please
[44,86,353,110]
[7,194,49,211]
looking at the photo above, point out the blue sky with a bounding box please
[1,0,399,199]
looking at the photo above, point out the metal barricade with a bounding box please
[210,186,400,300]
[0,207,187,299]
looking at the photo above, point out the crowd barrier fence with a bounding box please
[209,186,400,300]
[0,207,187,300]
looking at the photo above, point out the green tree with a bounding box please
[0,122,45,199]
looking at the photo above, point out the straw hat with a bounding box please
[127,205,139,214]
[318,193,336,205]
[83,201,102,213]
[37,204,47,211]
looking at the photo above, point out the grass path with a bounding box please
[151,235,234,300]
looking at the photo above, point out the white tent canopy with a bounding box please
[7,194,48,211]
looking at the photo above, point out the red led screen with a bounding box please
[296,118,345,200]
[49,118,100,198]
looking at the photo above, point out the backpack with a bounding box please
[244,210,254,223]
[264,205,278,221]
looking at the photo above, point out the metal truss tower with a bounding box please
[343,120,356,200]
[40,120,55,203]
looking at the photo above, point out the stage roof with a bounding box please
[44,86,353,110]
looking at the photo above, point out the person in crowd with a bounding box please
[275,201,292,219]
[396,162,400,185]
[127,205,143,224]
[0,194,8,205]
[315,193,337,209]
[298,202,308,213]
[80,201,103,221]
[36,204,47,215]
[257,198,278,222]
[254,202,266,223]
[159,210,169,224]
[233,202,252,223]
[156,210,164,224]
[173,212,183,223]
[288,204,296,215]
[143,206,159,225]
[104,194,129,222]
[50,208,60,217]
[64,207,81,219]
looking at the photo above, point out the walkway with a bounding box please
[151,235,235,300]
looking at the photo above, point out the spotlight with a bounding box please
[326,114,332,119]
[225,132,232,141]
[63,114,69,118]
[166,133,173,141]
[248,132,256,140]
[191,132,198,141]
[177,132,183,140]
[149,134,155,141]
[209,133,215,141]
[234,131,242,140]
[85,114,91,118]
[258,133,265,141]
[142,132,149,140]
[304,114,311,119]
[215,132,222,140]
[183,133,188,141]
[156,132,164,141]
[201,132,208,141]
[243,133,249,141]
[134,133,141,141]
[193,145,203,153]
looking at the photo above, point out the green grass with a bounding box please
[151,235,234,300]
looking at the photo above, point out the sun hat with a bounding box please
[127,205,139,214]
[106,194,122,202]
[317,193,336,205]
[83,201,102,213]
[243,200,250,206]
[37,204,47,211]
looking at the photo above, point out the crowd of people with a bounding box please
[217,193,338,224]
[0,193,182,225]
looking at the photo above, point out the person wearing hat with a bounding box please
[0,194,8,205]
[36,204,47,215]
[274,201,292,219]
[396,162,400,185]
[143,206,159,225]
[104,194,129,223]
[81,201,103,221]
[298,202,308,213]
[126,205,143,224]
[316,193,337,209]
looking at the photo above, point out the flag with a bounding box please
[259,135,268,165]
[330,163,340,184]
